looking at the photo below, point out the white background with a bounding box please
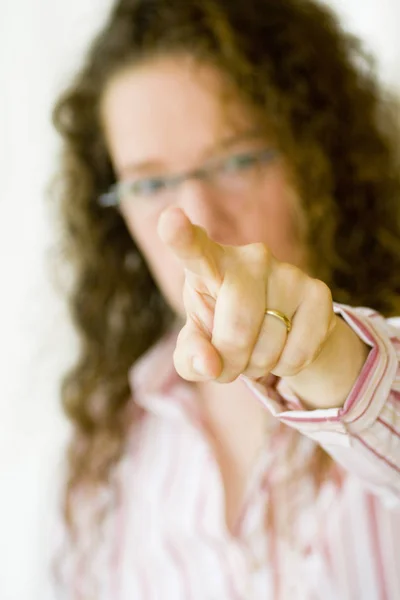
[0,1,399,598]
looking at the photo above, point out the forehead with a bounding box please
[100,56,256,173]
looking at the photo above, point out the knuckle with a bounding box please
[308,278,332,303]
[219,369,244,384]
[243,242,270,268]
[218,331,249,354]
[328,313,338,335]
[280,347,310,374]
[216,317,252,353]
[276,262,302,291]
[214,336,250,375]
[251,350,281,373]
[217,349,248,379]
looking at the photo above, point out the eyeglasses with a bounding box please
[98,147,279,208]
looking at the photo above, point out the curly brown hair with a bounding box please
[51,0,400,593]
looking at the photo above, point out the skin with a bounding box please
[101,58,305,311]
[101,56,370,527]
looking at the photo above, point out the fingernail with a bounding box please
[192,356,208,376]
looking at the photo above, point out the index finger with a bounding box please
[157,207,224,282]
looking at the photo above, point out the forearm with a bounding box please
[242,305,400,501]
[282,315,370,410]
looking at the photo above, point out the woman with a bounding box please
[52,0,400,598]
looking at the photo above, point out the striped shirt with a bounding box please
[91,304,400,600]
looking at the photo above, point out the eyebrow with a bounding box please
[117,128,265,179]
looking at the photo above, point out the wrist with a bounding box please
[282,315,370,410]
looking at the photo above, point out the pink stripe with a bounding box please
[232,496,250,537]
[158,418,194,599]
[111,420,147,600]
[341,346,379,416]
[354,433,400,475]
[161,427,194,598]
[161,438,182,501]
[377,416,400,439]
[343,505,361,600]
[366,494,389,600]
[203,537,243,600]
[137,569,152,599]
[110,481,124,600]
[232,465,270,538]
[391,390,400,403]
[336,311,381,411]
[164,539,193,600]
[280,313,381,427]
[340,311,395,425]
[281,413,341,424]
[195,460,243,600]
[74,560,85,600]
[117,315,400,600]
[231,428,283,538]
[194,467,208,525]
[280,341,380,426]
[339,308,376,345]
[268,484,281,600]
[322,537,333,579]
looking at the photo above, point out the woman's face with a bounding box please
[101,57,305,316]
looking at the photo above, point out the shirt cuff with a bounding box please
[241,303,399,447]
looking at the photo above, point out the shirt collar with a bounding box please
[128,324,198,418]
[129,325,179,390]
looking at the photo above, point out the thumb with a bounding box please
[173,318,223,381]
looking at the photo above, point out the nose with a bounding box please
[174,179,235,243]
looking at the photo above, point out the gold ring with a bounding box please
[265,309,292,333]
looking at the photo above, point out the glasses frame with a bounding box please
[98,147,278,208]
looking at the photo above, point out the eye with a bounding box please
[133,177,168,197]
[221,153,258,173]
